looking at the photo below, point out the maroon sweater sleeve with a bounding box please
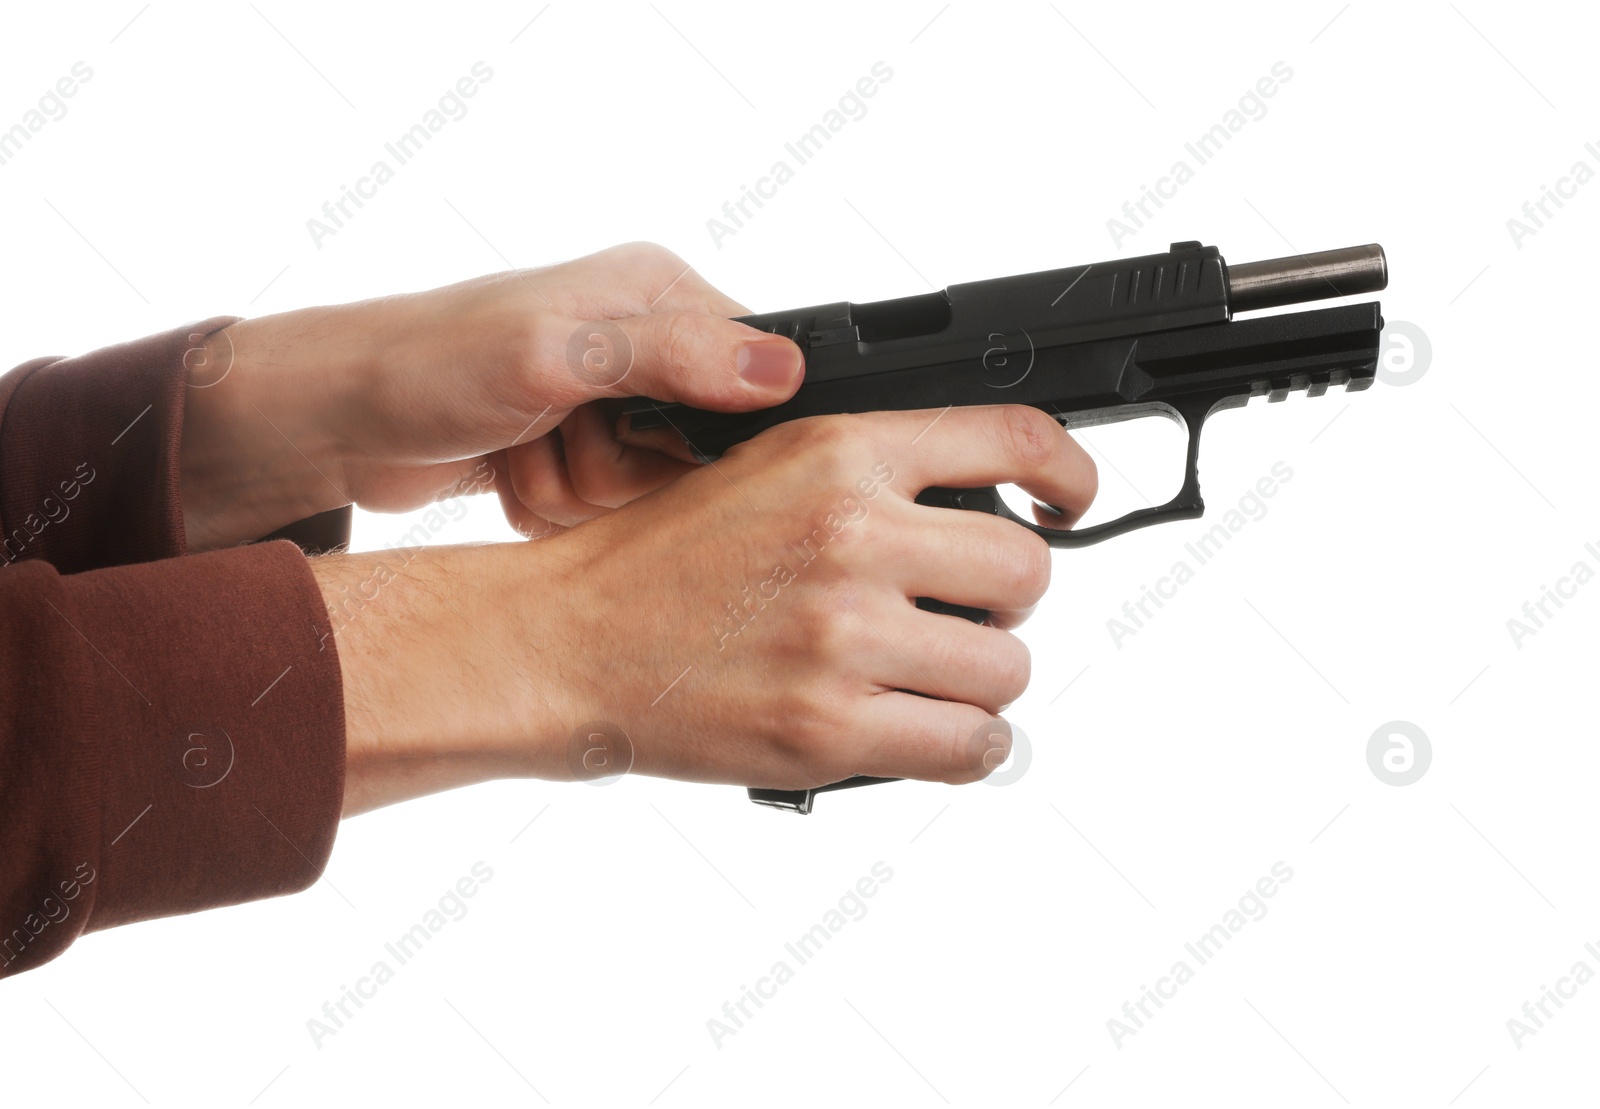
[0,319,348,979]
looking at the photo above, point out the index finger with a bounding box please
[864,404,1098,526]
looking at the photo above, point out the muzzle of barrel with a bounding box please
[1226,244,1387,312]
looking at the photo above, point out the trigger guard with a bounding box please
[921,393,1230,549]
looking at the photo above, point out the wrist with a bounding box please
[311,541,575,815]
[179,308,369,550]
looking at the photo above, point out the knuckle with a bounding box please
[1006,531,1052,602]
[786,413,858,455]
[510,461,554,508]
[511,465,575,522]
[970,521,1050,605]
[654,311,705,369]
[767,687,850,782]
[747,416,871,492]
[997,405,1060,470]
[794,589,868,660]
[614,241,692,290]
[568,466,622,508]
[837,500,891,559]
[803,416,875,478]
[608,240,681,270]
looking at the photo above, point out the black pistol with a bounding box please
[622,241,1387,813]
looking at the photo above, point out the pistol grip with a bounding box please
[746,492,991,813]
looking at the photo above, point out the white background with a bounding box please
[2,1,1597,1106]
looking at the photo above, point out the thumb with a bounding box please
[567,312,804,411]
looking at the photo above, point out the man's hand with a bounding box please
[319,404,1096,814]
[180,242,803,550]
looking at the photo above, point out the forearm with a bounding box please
[0,540,345,977]
[308,542,574,816]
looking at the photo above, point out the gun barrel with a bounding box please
[1227,244,1387,312]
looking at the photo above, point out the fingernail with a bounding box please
[737,339,802,390]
